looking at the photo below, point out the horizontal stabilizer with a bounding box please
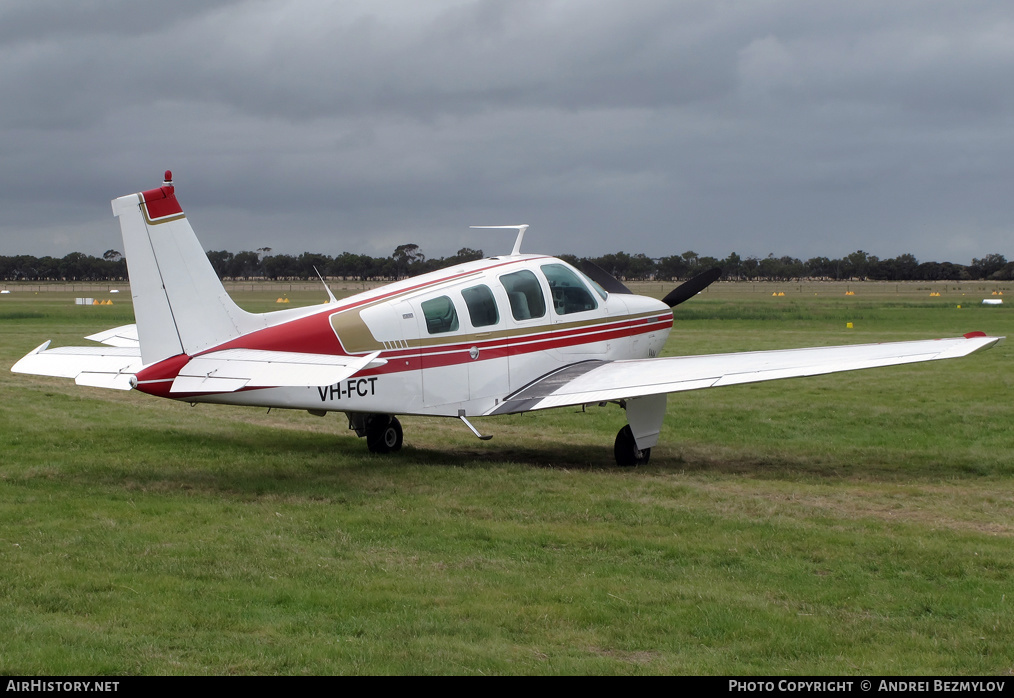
[170,349,385,394]
[487,334,1004,415]
[12,342,143,391]
[85,324,140,348]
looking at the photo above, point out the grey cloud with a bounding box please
[1,0,1012,265]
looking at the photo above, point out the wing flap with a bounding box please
[487,335,1003,415]
[170,349,384,393]
[12,342,143,391]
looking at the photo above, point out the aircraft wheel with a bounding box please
[614,425,650,467]
[366,415,403,453]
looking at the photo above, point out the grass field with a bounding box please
[1,282,1013,675]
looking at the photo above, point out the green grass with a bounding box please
[1,285,1013,675]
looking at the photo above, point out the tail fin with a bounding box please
[111,171,260,364]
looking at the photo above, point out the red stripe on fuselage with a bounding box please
[138,313,670,398]
[211,312,346,356]
[203,257,553,357]
[161,254,671,393]
[361,314,673,374]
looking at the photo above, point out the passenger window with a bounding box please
[541,263,598,314]
[499,270,547,321]
[421,295,460,334]
[461,284,499,328]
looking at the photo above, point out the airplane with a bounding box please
[11,172,1004,465]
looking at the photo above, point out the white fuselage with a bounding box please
[181,255,673,418]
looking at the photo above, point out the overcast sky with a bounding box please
[1,0,1012,264]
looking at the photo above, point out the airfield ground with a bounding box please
[1,281,1012,674]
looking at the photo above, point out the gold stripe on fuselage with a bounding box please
[332,302,670,354]
[328,259,671,355]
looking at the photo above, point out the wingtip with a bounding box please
[953,333,1004,357]
[11,340,52,374]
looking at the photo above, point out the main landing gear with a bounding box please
[614,424,650,467]
[348,413,404,453]
[348,412,652,465]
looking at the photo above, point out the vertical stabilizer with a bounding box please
[111,172,261,364]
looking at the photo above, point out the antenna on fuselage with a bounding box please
[469,224,529,256]
[313,266,338,304]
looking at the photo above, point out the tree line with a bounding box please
[2,246,1013,282]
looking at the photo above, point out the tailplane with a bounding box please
[111,171,261,364]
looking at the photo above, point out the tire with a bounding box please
[614,424,650,467]
[366,415,403,453]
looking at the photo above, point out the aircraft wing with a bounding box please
[170,349,385,393]
[486,334,1003,415]
[11,341,143,390]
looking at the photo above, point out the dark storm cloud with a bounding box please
[1,0,1012,264]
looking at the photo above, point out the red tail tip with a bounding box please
[964,331,987,338]
[163,170,173,184]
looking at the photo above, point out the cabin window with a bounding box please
[421,295,460,334]
[461,284,499,328]
[540,264,598,315]
[499,270,546,321]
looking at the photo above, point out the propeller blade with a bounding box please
[578,259,632,295]
[661,267,722,308]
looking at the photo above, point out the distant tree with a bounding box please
[970,253,1007,279]
[392,243,425,278]
[296,252,332,279]
[806,257,835,279]
[591,252,633,279]
[228,250,261,279]
[206,250,234,279]
[891,253,919,280]
[843,250,877,280]
[758,254,781,280]
[60,252,94,280]
[655,255,690,280]
[262,253,297,280]
[722,252,743,280]
[445,247,484,266]
[990,261,1014,281]
[627,253,655,280]
[697,255,723,275]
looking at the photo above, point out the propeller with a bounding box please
[661,267,722,308]
[578,259,633,295]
